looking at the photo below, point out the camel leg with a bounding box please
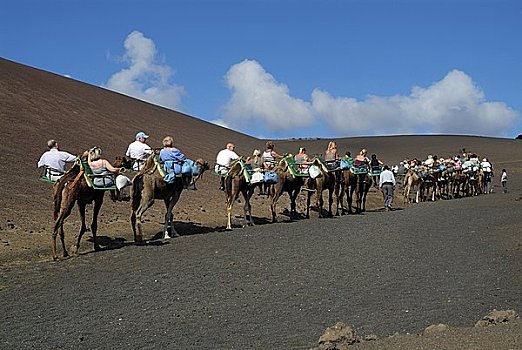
[90,194,104,251]
[360,181,368,212]
[135,197,155,242]
[247,187,255,225]
[226,197,234,230]
[164,192,181,239]
[289,188,299,220]
[316,186,323,218]
[242,188,254,227]
[306,189,312,219]
[338,184,345,215]
[348,186,355,214]
[52,215,68,260]
[52,203,75,260]
[270,184,284,223]
[70,202,87,256]
[328,185,334,218]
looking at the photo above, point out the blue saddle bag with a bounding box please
[264,171,279,184]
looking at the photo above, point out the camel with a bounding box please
[467,169,481,196]
[51,159,111,260]
[224,158,256,230]
[436,169,452,199]
[305,158,338,218]
[403,168,423,204]
[482,170,493,194]
[338,169,357,214]
[130,154,208,242]
[268,157,306,222]
[451,171,468,198]
[353,171,372,213]
[420,171,438,202]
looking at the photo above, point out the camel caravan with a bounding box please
[399,151,494,204]
[38,136,495,260]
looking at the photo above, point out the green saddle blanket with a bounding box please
[80,160,117,190]
[283,157,309,177]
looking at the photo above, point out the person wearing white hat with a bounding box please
[126,131,153,170]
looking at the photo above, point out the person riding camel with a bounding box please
[262,141,283,171]
[126,131,153,171]
[354,148,370,167]
[160,136,194,190]
[87,147,130,189]
[324,141,340,170]
[370,154,384,186]
[37,139,77,182]
[294,147,312,173]
[215,143,239,190]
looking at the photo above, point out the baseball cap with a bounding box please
[136,132,149,139]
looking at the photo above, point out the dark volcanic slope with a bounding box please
[0,58,259,208]
[1,57,521,235]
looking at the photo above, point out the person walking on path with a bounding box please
[379,165,396,211]
[501,169,508,193]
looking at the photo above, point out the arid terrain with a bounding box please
[1,58,521,348]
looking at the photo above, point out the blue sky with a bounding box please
[1,0,521,139]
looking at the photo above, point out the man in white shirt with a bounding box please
[126,131,153,170]
[37,139,76,181]
[215,143,239,190]
[379,165,396,211]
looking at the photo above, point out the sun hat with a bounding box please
[136,132,149,139]
[253,149,261,156]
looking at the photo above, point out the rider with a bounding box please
[37,139,77,181]
[262,141,283,171]
[87,147,128,188]
[215,143,239,190]
[294,147,312,173]
[370,154,384,187]
[354,148,370,168]
[126,131,153,171]
[160,136,195,190]
[481,157,493,194]
[324,141,340,170]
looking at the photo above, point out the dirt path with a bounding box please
[1,189,521,349]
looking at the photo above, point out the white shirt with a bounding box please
[216,148,239,167]
[126,140,152,160]
[481,161,492,172]
[379,169,396,187]
[501,172,508,182]
[37,148,76,172]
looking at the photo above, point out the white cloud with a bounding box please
[104,31,184,110]
[219,61,518,137]
[220,60,314,132]
[311,70,518,136]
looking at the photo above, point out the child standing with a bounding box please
[501,169,508,193]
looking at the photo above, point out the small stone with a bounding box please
[424,323,449,335]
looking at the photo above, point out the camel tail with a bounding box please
[131,174,144,210]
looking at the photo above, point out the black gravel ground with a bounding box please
[1,190,521,349]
